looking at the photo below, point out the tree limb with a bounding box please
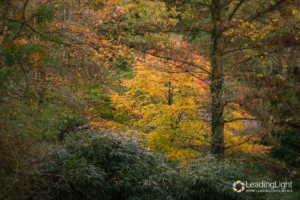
[182,1,211,7]
[224,117,259,123]
[225,135,254,149]
[247,0,288,23]
[228,0,246,21]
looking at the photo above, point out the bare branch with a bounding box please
[133,48,212,88]
[4,17,39,34]
[247,0,288,23]
[221,0,235,7]
[228,0,246,21]
[182,1,211,7]
[224,118,259,123]
[225,135,254,149]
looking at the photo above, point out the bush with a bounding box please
[39,129,158,200]
[37,129,264,200]
[268,129,300,167]
[54,116,87,140]
[148,155,263,200]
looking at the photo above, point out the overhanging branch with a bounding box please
[224,118,259,123]
[247,0,288,23]
[225,135,254,149]
[182,1,211,7]
[228,0,246,21]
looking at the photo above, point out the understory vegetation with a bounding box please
[1,0,300,199]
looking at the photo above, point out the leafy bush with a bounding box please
[149,155,263,200]
[268,129,300,167]
[54,116,87,140]
[37,129,264,200]
[40,130,158,200]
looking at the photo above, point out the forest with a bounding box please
[1,0,300,199]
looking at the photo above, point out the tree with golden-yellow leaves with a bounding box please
[111,48,271,161]
[120,0,300,161]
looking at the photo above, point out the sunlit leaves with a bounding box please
[110,51,269,160]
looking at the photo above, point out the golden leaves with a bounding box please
[292,8,298,15]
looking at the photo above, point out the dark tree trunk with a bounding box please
[209,0,225,160]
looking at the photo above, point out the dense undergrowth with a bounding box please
[2,124,299,200]
[1,0,300,199]
[0,127,264,200]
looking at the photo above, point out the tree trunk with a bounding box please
[209,0,225,160]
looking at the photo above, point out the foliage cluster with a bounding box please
[38,129,262,200]
[110,53,271,161]
[0,0,132,197]
[1,0,300,199]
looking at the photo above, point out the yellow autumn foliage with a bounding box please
[110,53,270,161]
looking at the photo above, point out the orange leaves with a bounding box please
[29,52,40,62]
[110,48,270,160]
[110,51,212,160]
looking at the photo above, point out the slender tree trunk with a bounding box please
[209,0,225,160]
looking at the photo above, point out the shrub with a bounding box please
[38,129,264,200]
[54,116,87,140]
[268,129,300,167]
[39,129,158,200]
[148,155,263,200]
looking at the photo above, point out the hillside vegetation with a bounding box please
[1,0,300,199]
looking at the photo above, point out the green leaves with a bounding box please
[41,130,157,199]
[31,4,55,25]
[38,128,264,200]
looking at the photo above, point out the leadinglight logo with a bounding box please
[232,180,293,193]
[232,181,245,193]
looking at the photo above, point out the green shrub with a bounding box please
[148,155,263,200]
[40,130,158,200]
[268,129,300,167]
[54,116,87,140]
[37,129,265,200]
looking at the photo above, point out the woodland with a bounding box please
[1,0,300,199]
